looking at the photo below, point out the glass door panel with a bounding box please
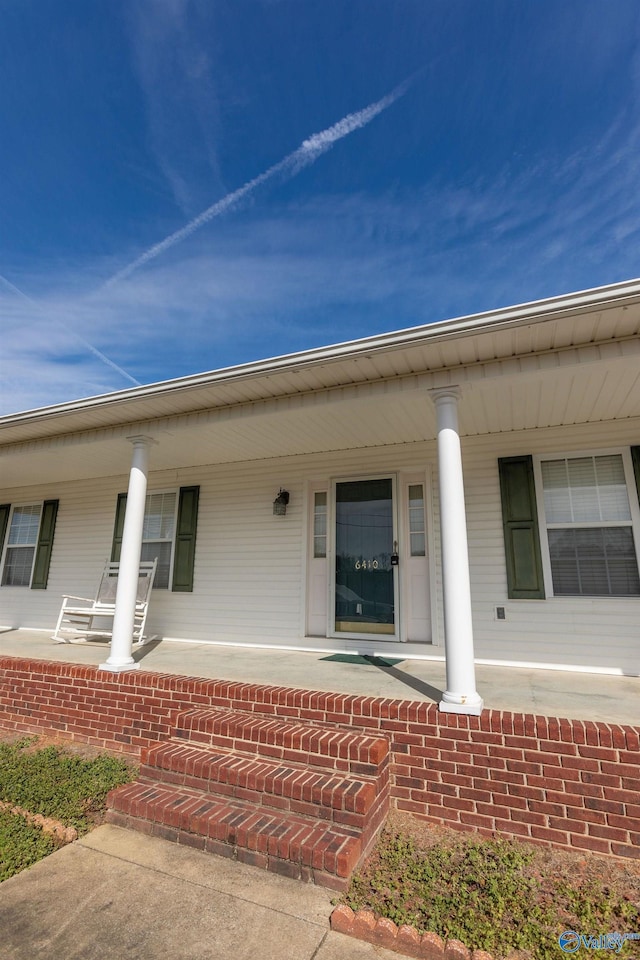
[334,478,396,635]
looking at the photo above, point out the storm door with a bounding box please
[332,477,398,639]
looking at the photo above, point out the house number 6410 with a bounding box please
[355,559,379,570]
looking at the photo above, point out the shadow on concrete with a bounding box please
[133,637,165,662]
[364,656,443,703]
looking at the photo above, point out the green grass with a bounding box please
[0,808,59,882]
[342,825,640,960]
[0,736,136,882]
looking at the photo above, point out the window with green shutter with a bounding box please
[172,486,199,592]
[111,486,199,592]
[0,500,59,589]
[498,456,545,599]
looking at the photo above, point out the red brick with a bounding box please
[460,812,494,829]
[606,787,640,805]
[488,769,525,785]
[619,776,640,792]
[584,797,624,815]
[352,909,377,938]
[549,816,587,834]
[538,739,577,757]
[430,783,458,798]
[444,939,471,960]
[611,842,640,859]
[420,931,446,960]
[577,745,618,762]
[470,754,500,769]
[506,759,542,776]
[568,806,606,825]
[608,814,640,832]
[396,924,423,958]
[494,818,531,838]
[530,826,569,845]
[587,823,629,842]
[580,772,622,788]
[510,809,547,827]
[507,782,545,802]
[559,783,601,802]
[459,787,492,804]
[373,917,399,949]
[570,835,611,855]
[524,750,561,767]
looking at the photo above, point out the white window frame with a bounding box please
[533,448,640,599]
[141,490,179,590]
[1,503,43,588]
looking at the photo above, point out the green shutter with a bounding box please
[172,486,199,592]
[0,504,10,556]
[111,493,127,562]
[632,446,640,506]
[31,499,59,590]
[498,456,545,600]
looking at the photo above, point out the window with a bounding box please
[537,453,640,597]
[141,492,177,588]
[408,484,426,557]
[2,505,41,586]
[0,500,59,589]
[111,486,199,592]
[313,492,327,558]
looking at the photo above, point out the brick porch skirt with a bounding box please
[0,656,638,860]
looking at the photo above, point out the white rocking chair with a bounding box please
[52,559,157,645]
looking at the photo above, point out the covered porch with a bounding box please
[2,628,638,725]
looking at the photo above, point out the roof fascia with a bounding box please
[2,276,640,431]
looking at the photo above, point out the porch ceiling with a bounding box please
[1,280,639,490]
[1,351,639,489]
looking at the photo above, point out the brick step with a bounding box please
[106,780,362,890]
[139,740,378,829]
[174,708,389,776]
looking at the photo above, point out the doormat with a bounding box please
[320,654,405,667]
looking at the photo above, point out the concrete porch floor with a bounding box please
[1,629,638,725]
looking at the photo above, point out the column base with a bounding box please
[439,693,484,716]
[98,661,141,673]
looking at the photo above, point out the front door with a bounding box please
[332,477,398,639]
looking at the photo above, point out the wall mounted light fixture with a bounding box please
[273,488,290,516]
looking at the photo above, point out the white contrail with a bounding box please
[0,273,141,386]
[100,76,414,290]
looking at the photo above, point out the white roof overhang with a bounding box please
[1,279,639,489]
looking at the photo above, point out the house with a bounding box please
[1,279,639,715]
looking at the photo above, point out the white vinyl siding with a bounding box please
[1,504,42,586]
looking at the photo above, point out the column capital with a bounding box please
[429,385,462,405]
[126,434,158,447]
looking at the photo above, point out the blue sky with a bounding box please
[1,1,639,415]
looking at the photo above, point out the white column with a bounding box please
[430,388,483,715]
[100,436,155,673]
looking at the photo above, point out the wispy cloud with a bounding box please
[126,0,225,213]
[99,76,415,291]
[0,273,140,388]
[4,75,640,418]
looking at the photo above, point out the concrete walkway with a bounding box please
[0,826,394,960]
[1,629,639,724]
